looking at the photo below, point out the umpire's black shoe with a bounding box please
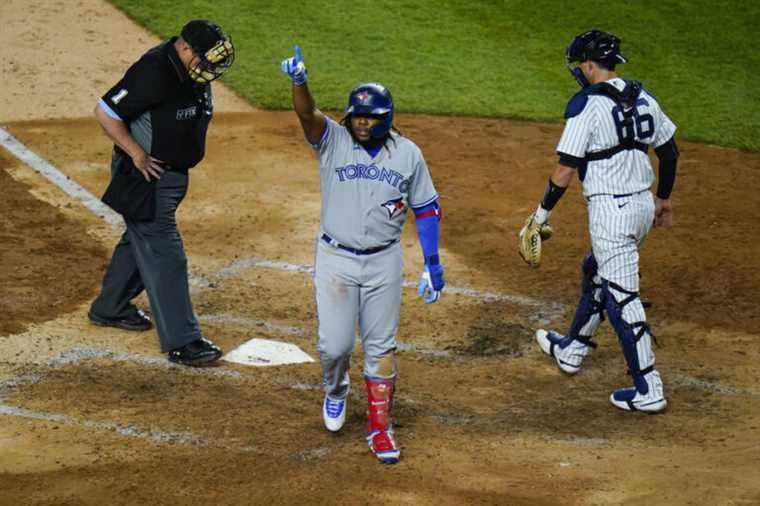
[168,338,223,367]
[88,309,153,332]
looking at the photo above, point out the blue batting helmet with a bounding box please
[566,29,627,87]
[345,82,394,139]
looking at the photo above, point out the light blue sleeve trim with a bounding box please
[98,98,123,121]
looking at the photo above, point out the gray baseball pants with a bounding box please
[90,169,201,352]
[314,238,403,399]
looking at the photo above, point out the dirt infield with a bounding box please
[2,1,760,505]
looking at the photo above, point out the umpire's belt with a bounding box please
[162,164,190,174]
[587,142,648,162]
[321,233,397,255]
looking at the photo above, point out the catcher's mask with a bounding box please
[345,83,394,139]
[181,19,235,84]
[565,29,627,88]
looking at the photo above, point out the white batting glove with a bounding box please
[418,264,445,304]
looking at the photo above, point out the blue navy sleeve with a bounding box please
[564,92,589,119]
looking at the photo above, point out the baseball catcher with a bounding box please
[525,29,679,413]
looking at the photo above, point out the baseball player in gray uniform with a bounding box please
[525,30,679,412]
[281,46,445,463]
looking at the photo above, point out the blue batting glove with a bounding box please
[280,45,308,85]
[418,263,445,304]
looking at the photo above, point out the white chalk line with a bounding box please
[0,404,205,445]
[0,349,219,447]
[197,313,306,336]
[2,344,757,453]
[0,127,565,323]
[197,313,451,358]
[669,373,760,399]
[0,347,313,454]
[50,346,244,378]
[217,257,565,324]
[0,346,347,459]
[0,126,123,228]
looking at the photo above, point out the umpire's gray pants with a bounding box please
[90,170,201,352]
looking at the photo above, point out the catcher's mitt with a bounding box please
[518,213,553,268]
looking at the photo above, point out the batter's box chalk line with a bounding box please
[215,256,566,324]
[0,346,329,455]
[197,313,306,336]
[0,126,565,326]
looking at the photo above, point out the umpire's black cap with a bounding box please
[181,19,226,56]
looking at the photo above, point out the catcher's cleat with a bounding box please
[168,337,222,367]
[610,369,667,413]
[536,329,596,375]
[367,428,400,464]
[322,394,347,433]
[88,309,152,332]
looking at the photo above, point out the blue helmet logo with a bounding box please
[345,82,394,139]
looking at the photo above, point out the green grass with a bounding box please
[110,0,760,151]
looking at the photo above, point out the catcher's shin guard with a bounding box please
[568,253,605,340]
[603,280,666,412]
[365,376,400,464]
[537,253,603,374]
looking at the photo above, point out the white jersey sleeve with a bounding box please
[407,147,438,208]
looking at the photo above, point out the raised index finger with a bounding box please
[294,45,302,62]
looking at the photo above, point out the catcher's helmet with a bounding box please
[345,83,394,139]
[181,19,235,84]
[565,29,627,88]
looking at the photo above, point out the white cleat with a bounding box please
[610,370,667,413]
[535,329,594,375]
[323,395,347,432]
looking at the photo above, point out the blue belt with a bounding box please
[321,234,397,255]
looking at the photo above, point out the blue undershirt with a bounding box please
[413,200,441,265]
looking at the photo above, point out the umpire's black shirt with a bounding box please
[102,37,213,169]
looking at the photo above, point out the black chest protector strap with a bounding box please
[586,81,648,161]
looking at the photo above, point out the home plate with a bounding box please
[223,338,315,367]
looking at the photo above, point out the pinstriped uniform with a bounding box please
[555,78,676,376]
[557,77,676,291]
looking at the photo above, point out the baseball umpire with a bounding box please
[519,30,679,412]
[281,46,445,463]
[89,20,235,367]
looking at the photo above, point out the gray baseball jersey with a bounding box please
[557,77,676,197]
[313,117,438,250]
